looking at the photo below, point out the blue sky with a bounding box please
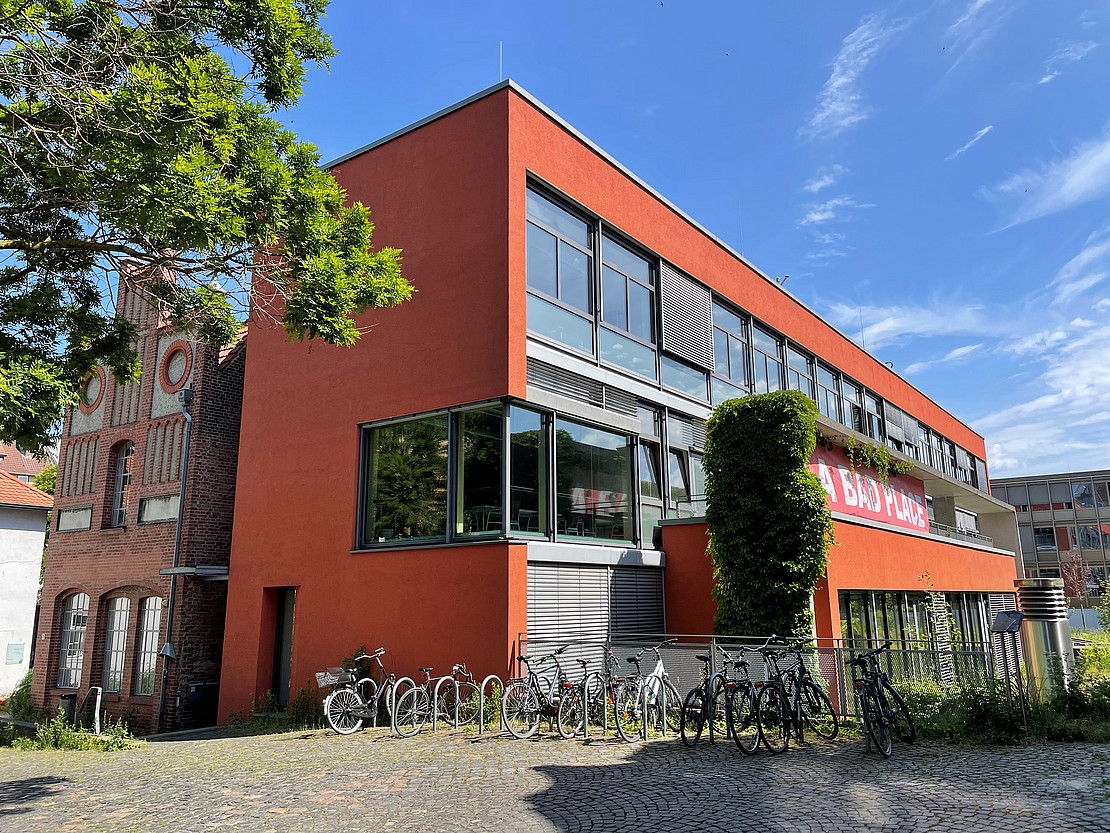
[283,1,1110,478]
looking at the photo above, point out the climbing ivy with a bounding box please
[816,431,914,484]
[704,390,835,637]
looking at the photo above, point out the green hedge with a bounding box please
[704,390,834,636]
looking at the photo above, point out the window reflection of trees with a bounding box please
[366,417,448,542]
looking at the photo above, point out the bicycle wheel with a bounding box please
[501,680,541,739]
[880,679,916,744]
[861,687,892,758]
[452,681,481,726]
[756,684,789,754]
[728,686,761,755]
[394,687,429,738]
[800,681,839,740]
[615,680,644,742]
[660,679,683,735]
[324,688,365,735]
[709,680,730,740]
[556,686,585,739]
[680,687,706,747]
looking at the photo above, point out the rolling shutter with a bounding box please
[660,263,714,371]
[526,563,665,642]
[609,567,664,637]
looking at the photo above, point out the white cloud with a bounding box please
[806,248,850,262]
[803,165,848,193]
[945,0,1011,72]
[797,195,876,226]
[945,125,994,161]
[799,13,914,141]
[1005,328,1067,357]
[824,301,992,350]
[1039,41,1098,84]
[1096,298,1110,311]
[903,343,984,375]
[982,130,1110,227]
[1047,226,1110,304]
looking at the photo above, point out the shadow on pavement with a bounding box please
[0,776,69,816]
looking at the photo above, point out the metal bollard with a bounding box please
[391,677,414,735]
[478,674,503,734]
[432,677,457,733]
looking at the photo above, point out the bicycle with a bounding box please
[613,639,683,741]
[849,641,916,758]
[779,638,840,743]
[394,663,481,737]
[501,646,570,739]
[319,647,398,735]
[680,643,748,747]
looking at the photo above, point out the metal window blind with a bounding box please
[660,263,714,371]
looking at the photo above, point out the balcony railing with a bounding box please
[929,520,993,547]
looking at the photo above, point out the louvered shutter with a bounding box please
[660,263,714,370]
[609,567,664,637]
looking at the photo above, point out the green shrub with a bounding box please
[2,670,42,722]
[900,678,1025,744]
[3,713,138,751]
[704,391,834,637]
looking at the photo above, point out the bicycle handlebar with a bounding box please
[848,641,893,666]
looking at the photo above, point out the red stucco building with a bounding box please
[218,82,1019,721]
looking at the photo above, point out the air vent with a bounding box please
[660,263,714,371]
[602,386,637,418]
[527,358,638,419]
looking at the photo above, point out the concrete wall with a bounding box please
[0,506,47,694]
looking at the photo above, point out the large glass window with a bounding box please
[101,597,130,693]
[637,405,664,548]
[712,301,748,403]
[134,597,162,696]
[786,346,815,400]
[57,593,89,688]
[555,418,633,543]
[751,326,783,394]
[661,355,708,400]
[1034,527,1056,550]
[842,380,863,434]
[1073,481,1097,509]
[526,190,594,353]
[816,364,840,421]
[110,441,134,527]
[864,394,884,442]
[456,407,503,537]
[510,407,547,536]
[364,415,449,544]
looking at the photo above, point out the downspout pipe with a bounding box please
[158,388,193,732]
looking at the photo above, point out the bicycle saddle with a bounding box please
[419,667,433,673]
[576,658,589,666]
[695,653,711,663]
[626,656,641,665]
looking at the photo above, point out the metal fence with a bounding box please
[517,632,1013,721]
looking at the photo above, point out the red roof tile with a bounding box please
[0,441,56,478]
[0,469,53,509]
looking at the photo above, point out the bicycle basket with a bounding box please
[315,667,345,687]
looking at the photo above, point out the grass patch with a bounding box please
[227,685,328,736]
[1,713,139,751]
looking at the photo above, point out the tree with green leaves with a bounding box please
[0,1,410,453]
[30,461,55,494]
[703,390,834,637]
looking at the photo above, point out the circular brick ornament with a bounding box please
[159,341,193,394]
[78,367,106,415]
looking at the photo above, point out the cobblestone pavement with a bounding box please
[1,726,1109,832]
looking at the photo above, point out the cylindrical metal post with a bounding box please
[1015,578,1073,700]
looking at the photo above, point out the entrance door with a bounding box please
[271,588,296,708]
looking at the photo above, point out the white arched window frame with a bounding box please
[57,593,90,688]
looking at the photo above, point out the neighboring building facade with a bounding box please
[0,441,56,484]
[218,82,1020,721]
[32,280,245,733]
[991,469,1110,609]
[0,471,51,695]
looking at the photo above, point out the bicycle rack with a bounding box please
[431,676,459,733]
[390,677,414,735]
[705,669,729,744]
[477,675,504,734]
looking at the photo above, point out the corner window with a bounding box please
[510,407,548,536]
[110,441,135,527]
[102,597,130,693]
[134,597,162,696]
[456,407,504,538]
[526,190,594,353]
[57,593,89,688]
[363,415,450,544]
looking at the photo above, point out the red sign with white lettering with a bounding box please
[808,445,928,532]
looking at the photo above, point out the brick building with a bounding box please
[33,278,245,733]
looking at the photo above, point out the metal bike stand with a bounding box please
[583,671,601,739]
[477,675,503,734]
[705,669,727,744]
[432,677,458,733]
[391,677,414,735]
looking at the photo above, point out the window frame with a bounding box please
[57,593,89,689]
[101,596,131,693]
[133,596,162,696]
[109,441,135,528]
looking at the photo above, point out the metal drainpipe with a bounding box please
[158,388,193,732]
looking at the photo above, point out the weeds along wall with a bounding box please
[704,390,835,637]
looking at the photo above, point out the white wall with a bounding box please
[0,506,47,695]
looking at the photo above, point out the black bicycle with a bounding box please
[849,641,916,758]
[680,643,748,747]
[320,647,399,735]
[501,646,570,739]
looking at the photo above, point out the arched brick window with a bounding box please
[57,593,90,688]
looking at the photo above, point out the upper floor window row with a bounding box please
[525,185,988,492]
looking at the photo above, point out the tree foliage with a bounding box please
[0,1,411,452]
[703,390,834,637]
[31,460,55,494]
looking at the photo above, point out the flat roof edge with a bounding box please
[321,79,984,446]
